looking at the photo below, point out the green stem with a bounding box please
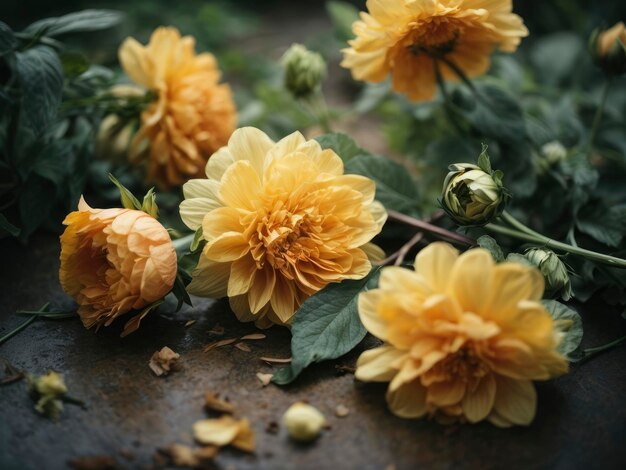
[0,315,37,346]
[485,222,626,268]
[434,59,465,135]
[578,335,626,363]
[587,79,611,155]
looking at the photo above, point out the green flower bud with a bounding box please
[590,22,626,76]
[442,148,508,226]
[525,248,573,301]
[141,188,160,219]
[281,44,327,98]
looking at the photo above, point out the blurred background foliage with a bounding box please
[2,0,626,305]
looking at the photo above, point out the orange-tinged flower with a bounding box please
[59,197,177,336]
[597,22,626,57]
[341,0,528,102]
[119,27,237,189]
[180,127,387,327]
[356,242,568,427]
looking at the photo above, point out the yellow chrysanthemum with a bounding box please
[341,0,528,102]
[356,242,568,427]
[59,197,177,336]
[119,27,237,189]
[180,127,387,327]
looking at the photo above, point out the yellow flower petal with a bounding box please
[414,242,459,292]
[492,376,536,426]
[449,248,494,315]
[187,257,230,298]
[204,232,250,262]
[218,160,262,212]
[228,126,274,176]
[462,373,496,423]
[355,346,405,382]
[386,379,428,418]
[358,289,388,341]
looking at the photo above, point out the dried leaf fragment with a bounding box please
[259,356,291,365]
[159,444,218,468]
[68,455,118,470]
[235,342,251,352]
[256,372,272,387]
[335,404,349,418]
[204,391,236,414]
[193,416,255,452]
[240,333,266,341]
[185,320,197,327]
[149,347,180,377]
[207,324,225,335]
[203,338,237,353]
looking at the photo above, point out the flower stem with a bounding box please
[386,210,475,246]
[486,218,626,268]
[434,59,466,135]
[0,315,37,346]
[172,233,195,253]
[577,335,626,363]
[587,79,611,155]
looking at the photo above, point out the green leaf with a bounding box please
[15,45,63,133]
[461,83,526,144]
[575,203,626,248]
[345,154,419,215]
[542,300,583,357]
[0,213,20,237]
[477,235,504,262]
[108,174,142,210]
[326,1,359,41]
[23,10,123,37]
[0,21,16,55]
[60,52,90,78]
[171,272,192,312]
[32,140,71,186]
[141,188,159,218]
[316,132,369,162]
[272,268,380,385]
[190,227,204,252]
[506,252,534,268]
[476,143,492,173]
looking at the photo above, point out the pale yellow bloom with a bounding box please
[193,416,255,452]
[119,27,236,189]
[356,242,568,426]
[59,197,177,336]
[341,0,528,102]
[180,127,386,327]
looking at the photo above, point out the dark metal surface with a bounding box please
[1,233,625,470]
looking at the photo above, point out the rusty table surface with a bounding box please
[0,232,625,470]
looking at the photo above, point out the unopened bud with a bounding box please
[525,248,572,301]
[281,44,327,98]
[282,402,326,442]
[590,22,626,76]
[442,147,508,226]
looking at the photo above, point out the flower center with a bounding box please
[407,17,461,57]
[432,345,489,383]
[249,199,323,273]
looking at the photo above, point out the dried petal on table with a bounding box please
[149,347,180,377]
[184,320,196,327]
[207,324,225,335]
[256,372,272,387]
[159,443,218,468]
[193,416,255,452]
[240,333,266,341]
[203,338,237,353]
[235,342,251,352]
[204,391,236,414]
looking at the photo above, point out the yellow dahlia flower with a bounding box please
[119,27,237,189]
[60,197,177,336]
[356,242,568,426]
[341,0,528,102]
[180,127,387,327]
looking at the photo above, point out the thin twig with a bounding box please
[386,210,475,246]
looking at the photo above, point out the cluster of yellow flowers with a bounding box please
[57,0,581,427]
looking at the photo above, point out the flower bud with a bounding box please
[590,22,626,76]
[59,196,177,336]
[541,141,567,165]
[281,44,327,98]
[524,248,572,301]
[442,151,508,226]
[282,402,326,442]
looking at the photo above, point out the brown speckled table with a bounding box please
[1,233,625,470]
